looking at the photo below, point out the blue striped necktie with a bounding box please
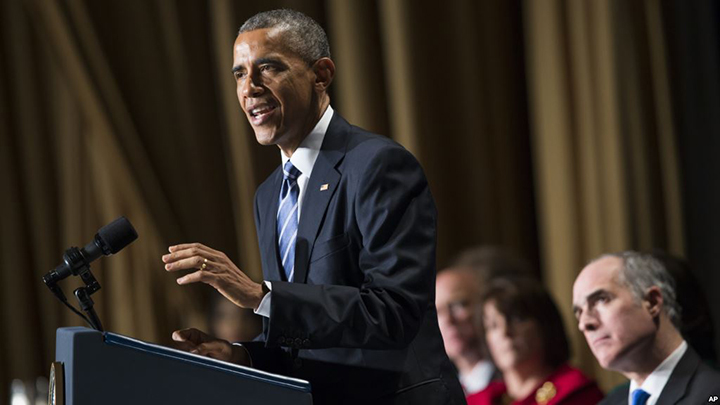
[631,389,650,405]
[277,161,301,281]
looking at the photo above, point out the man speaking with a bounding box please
[161,9,464,405]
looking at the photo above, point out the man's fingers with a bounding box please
[168,242,206,252]
[163,244,217,265]
[162,248,201,263]
[172,340,198,353]
[172,328,209,344]
[164,255,214,272]
[170,332,234,362]
[196,341,233,362]
[176,270,214,285]
[166,243,219,257]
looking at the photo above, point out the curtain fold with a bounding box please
[326,1,389,134]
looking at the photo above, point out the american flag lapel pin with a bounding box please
[320,184,329,191]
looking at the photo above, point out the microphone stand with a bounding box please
[74,286,103,331]
[43,247,105,332]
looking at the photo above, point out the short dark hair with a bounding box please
[239,9,331,64]
[481,278,570,369]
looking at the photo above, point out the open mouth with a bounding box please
[248,101,278,125]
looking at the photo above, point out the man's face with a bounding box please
[233,28,318,151]
[435,269,482,361]
[572,257,657,371]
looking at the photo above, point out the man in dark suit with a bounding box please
[162,9,465,405]
[573,252,720,405]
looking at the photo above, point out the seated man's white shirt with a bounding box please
[627,340,687,405]
[253,105,334,318]
[459,360,495,395]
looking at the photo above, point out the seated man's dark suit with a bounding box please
[244,113,465,405]
[600,347,720,405]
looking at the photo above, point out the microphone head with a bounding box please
[97,216,138,255]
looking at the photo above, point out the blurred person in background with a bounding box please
[573,252,720,405]
[650,250,718,367]
[468,278,603,405]
[436,266,494,396]
[453,246,534,281]
[436,246,533,396]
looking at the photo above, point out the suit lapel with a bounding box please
[293,115,348,283]
[260,167,284,282]
[656,347,699,405]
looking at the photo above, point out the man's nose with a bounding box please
[242,71,264,97]
[578,311,598,332]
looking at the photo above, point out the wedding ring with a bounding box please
[200,258,208,270]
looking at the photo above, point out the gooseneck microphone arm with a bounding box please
[43,216,138,331]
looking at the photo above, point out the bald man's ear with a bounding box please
[313,58,335,92]
[643,286,664,318]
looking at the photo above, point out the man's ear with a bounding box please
[643,286,664,317]
[313,58,335,92]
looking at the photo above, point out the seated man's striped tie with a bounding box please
[277,161,301,282]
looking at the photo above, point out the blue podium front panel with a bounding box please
[55,327,312,405]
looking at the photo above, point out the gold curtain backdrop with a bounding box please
[1,0,717,399]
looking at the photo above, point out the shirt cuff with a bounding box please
[253,281,272,318]
[230,342,253,368]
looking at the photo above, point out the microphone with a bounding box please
[43,216,138,286]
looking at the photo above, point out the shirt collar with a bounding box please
[459,360,495,395]
[280,105,334,178]
[628,340,688,404]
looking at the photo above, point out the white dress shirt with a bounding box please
[253,105,334,318]
[628,340,688,405]
[459,360,495,395]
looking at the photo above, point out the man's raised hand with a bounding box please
[162,243,264,310]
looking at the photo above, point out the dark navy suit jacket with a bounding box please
[600,347,720,405]
[244,113,465,405]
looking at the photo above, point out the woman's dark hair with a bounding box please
[481,277,570,369]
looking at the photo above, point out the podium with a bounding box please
[53,327,312,404]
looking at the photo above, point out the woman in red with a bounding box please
[467,278,604,405]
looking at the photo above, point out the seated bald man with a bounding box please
[573,251,719,405]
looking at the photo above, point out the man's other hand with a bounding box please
[172,328,251,366]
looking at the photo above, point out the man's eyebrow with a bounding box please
[586,289,607,302]
[572,289,607,315]
[255,57,283,66]
[232,57,284,74]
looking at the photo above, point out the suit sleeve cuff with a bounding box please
[253,281,272,318]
